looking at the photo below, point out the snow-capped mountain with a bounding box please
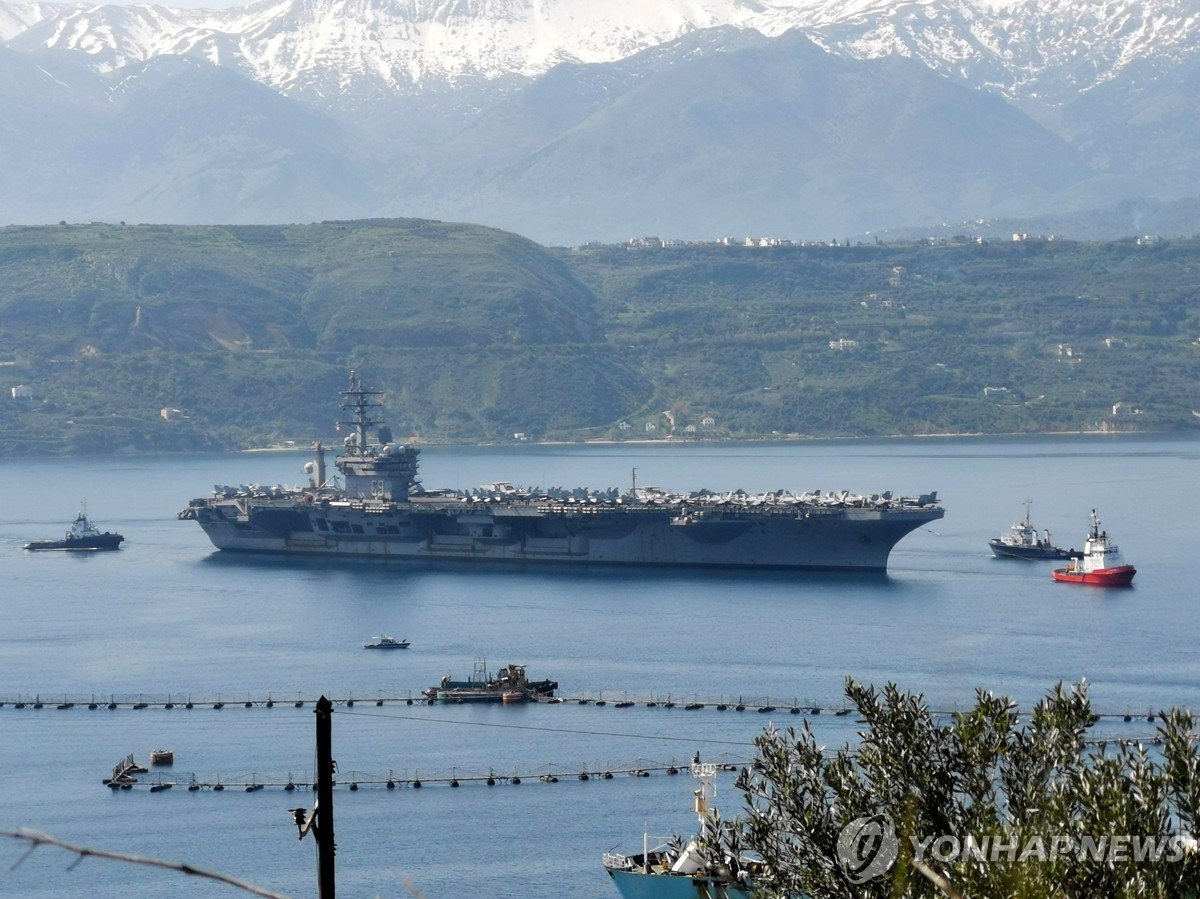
[6,0,770,97]
[3,0,1200,242]
[0,1,64,41]
[7,0,1199,105]
[774,0,1200,103]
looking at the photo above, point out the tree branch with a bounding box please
[913,858,967,899]
[2,828,291,898]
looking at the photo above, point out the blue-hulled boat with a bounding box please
[603,762,756,899]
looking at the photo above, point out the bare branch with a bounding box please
[2,828,291,898]
[913,858,968,899]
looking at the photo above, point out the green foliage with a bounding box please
[720,679,1200,898]
[1,223,1199,453]
[564,238,1200,439]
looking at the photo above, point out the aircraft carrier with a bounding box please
[179,374,944,571]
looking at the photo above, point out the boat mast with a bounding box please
[691,761,717,835]
[339,371,384,457]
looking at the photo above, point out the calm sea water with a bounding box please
[1,435,1197,897]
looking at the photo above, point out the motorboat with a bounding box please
[363,635,410,649]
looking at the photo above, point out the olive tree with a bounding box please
[713,679,1200,898]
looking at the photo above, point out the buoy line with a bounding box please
[2,691,1193,723]
[105,758,758,793]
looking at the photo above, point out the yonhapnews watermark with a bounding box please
[835,815,1198,883]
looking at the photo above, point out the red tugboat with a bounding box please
[1052,509,1136,587]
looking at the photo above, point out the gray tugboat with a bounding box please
[988,500,1073,560]
[25,508,124,552]
[179,373,943,572]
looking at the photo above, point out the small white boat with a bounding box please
[363,635,410,649]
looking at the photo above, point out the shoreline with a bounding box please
[6,428,1186,459]
[239,427,1192,453]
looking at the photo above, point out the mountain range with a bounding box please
[2,0,1200,244]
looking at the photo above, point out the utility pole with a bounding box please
[315,695,335,897]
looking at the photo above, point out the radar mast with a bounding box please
[339,370,385,456]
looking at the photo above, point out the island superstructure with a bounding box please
[179,373,944,571]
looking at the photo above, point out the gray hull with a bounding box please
[183,497,941,572]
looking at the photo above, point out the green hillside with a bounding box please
[1,220,1197,455]
[563,237,1200,438]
